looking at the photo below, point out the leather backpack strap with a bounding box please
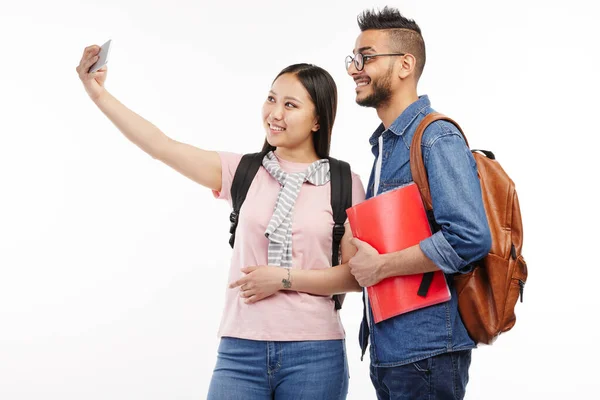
[409,112,469,210]
[409,112,469,297]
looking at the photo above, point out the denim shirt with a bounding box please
[359,95,492,367]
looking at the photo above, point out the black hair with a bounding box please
[357,7,426,80]
[262,63,337,159]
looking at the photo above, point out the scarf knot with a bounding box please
[262,151,330,267]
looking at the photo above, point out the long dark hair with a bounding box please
[262,63,338,159]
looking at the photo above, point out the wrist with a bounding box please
[378,253,393,280]
[281,267,292,290]
[91,88,109,105]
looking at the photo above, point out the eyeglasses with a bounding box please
[345,52,406,71]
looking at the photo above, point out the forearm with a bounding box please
[93,90,170,159]
[378,244,440,279]
[284,264,362,296]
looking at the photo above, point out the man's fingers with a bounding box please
[352,237,368,248]
[348,256,356,269]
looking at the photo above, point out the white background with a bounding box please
[1,0,598,399]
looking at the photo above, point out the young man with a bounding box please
[346,7,492,400]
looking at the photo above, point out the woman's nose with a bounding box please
[269,105,284,121]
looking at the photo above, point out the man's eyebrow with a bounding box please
[354,46,375,54]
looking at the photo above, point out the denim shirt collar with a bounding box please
[368,95,431,146]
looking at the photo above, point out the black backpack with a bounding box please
[228,151,353,310]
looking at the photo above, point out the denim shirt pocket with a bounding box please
[379,139,412,193]
[379,178,412,194]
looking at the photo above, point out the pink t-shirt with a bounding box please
[213,152,366,341]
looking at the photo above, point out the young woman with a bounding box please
[76,45,365,400]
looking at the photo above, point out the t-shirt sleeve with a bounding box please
[344,171,365,226]
[350,171,366,207]
[212,151,243,201]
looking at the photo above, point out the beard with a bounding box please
[356,68,393,108]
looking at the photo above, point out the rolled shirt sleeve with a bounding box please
[418,126,492,274]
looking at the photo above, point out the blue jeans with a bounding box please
[207,337,349,400]
[370,350,472,400]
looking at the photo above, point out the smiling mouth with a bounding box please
[355,77,371,88]
[269,124,286,132]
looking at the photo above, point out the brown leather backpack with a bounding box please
[410,112,528,345]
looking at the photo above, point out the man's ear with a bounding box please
[398,54,417,79]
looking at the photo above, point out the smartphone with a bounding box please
[89,39,112,73]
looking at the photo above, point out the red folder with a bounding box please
[346,182,450,323]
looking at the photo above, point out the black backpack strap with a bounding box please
[229,152,265,248]
[328,157,353,310]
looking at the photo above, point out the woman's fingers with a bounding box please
[82,45,99,58]
[83,56,99,74]
[245,295,258,304]
[77,57,94,76]
[229,278,249,289]
[77,46,100,75]
[93,70,106,80]
[76,45,109,100]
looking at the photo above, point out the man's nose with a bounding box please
[347,60,359,76]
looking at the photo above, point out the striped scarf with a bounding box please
[262,151,330,267]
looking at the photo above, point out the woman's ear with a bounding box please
[312,118,320,132]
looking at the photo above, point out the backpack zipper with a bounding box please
[518,280,525,302]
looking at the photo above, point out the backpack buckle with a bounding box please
[332,224,345,242]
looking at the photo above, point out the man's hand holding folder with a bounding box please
[346,182,451,323]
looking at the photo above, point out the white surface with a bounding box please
[0,0,597,399]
